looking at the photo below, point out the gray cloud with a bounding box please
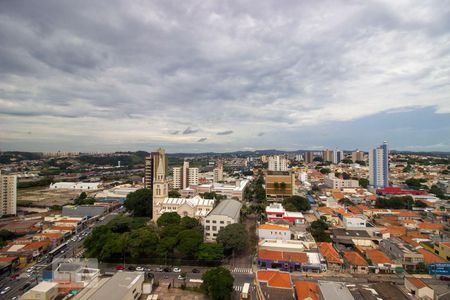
[0,0,449,151]
[169,130,180,135]
[197,137,207,143]
[257,132,265,137]
[217,130,233,135]
[182,127,199,135]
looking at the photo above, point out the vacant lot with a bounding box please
[18,187,97,207]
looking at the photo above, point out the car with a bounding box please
[173,267,181,273]
[11,297,18,300]
[128,266,136,271]
[115,265,125,271]
[192,268,200,273]
[135,267,144,271]
[20,283,31,291]
[440,276,450,281]
[144,267,152,272]
[163,267,171,272]
[177,275,186,280]
[155,267,163,272]
[0,286,11,295]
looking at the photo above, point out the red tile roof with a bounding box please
[257,270,292,289]
[258,249,308,264]
[23,241,50,250]
[344,251,368,266]
[318,242,342,264]
[365,249,393,265]
[417,248,446,264]
[295,281,319,300]
[259,224,290,231]
[406,277,428,289]
[417,222,444,230]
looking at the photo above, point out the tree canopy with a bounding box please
[375,196,414,209]
[124,188,152,217]
[197,243,224,261]
[309,219,331,242]
[201,267,234,300]
[358,178,369,188]
[282,196,311,212]
[217,223,248,255]
[157,212,181,227]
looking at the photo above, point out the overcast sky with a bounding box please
[1,0,449,153]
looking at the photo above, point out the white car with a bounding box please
[26,268,33,273]
[173,267,181,273]
[0,286,11,295]
[135,267,144,271]
[177,275,186,280]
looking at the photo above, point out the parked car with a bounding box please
[177,275,186,280]
[26,268,33,273]
[155,267,164,272]
[163,267,171,272]
[192,268,200,273]
[128,266,136,271]
[135,266,144,271]
[20,283,31,291]
[173,267,181,273]
[115,265,125,271]
[0,286,11,295]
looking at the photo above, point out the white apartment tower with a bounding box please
[172,161,199,189]
[268,155,288,171]
[213,161,224,182]
[369,142,389,188]
[0,171,17,216]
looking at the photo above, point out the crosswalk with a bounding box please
[231,267,253,274]
[234,285,256,292]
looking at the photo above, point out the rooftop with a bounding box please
[259,223,290,231]
[344,251,368,266]
[295,281,319,300]
[318,281,355,300]
[206,199,242,220]
[365,249,393,265]
[257,270,292,289]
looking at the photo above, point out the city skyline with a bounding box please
[1,1,450,152]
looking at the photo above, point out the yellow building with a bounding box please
[265,172,295,198]
[434,242,450,260]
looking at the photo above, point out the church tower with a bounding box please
[152,148,168,221]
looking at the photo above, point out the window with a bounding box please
[206,220,210,223]
[227,221,231,224]
[220,221,224,224]
[206,226,210,230]
[212,226,217,231]
[220,226,224,230]
[213,220,217,224]
[206,233,210,236]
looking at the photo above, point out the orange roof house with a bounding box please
[344,251,368,266]
[317,243,342,265]
[258,249,308,264]
[417,222,444,231]
[257,270,292,289]
[417,248,446,264]
[259,224,290,231]
[295,281,319,300]
[365,249,393,265]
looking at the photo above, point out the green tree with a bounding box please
[359,178,369,188]
[338,198,354,206]
[405,178,428,190]
[124,188,152,217]
[341,159,353,164]
[176,229,203,258]
[282,196,311,212]
[217,223,248,255]
[128,227,159,259]
[160,224,185,238]
[0,230,17,247]
[313,157,323,162]
[309,219,331,242]
[273,182,279,190]
[157,236,178,258]
[197,243,224,261]
[201,267,234,300]
[180,216,201,229]
[320,168,331,174]
[157,212,181,227]
[168,190,181,198]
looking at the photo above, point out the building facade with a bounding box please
[203,199,242,242]
[0,171,17,216]
[144,149,168,191]
[151,148,168,221]
[265,172,295,198]
[155,196,214,220]
[213,161,224,182]
[369,141,389,188]
[351,150,364,162]
[173,161,199,189]
[268,155,288,171]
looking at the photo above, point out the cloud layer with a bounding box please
[0,0,449,152]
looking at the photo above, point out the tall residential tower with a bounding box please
[0,171,17,216]
[369,142,389,188]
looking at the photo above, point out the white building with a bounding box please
[258,223,291,240]
[268,155,288,171]
[20,281,59,300]
[180,180,250,201]
[49,182,102,190]
[324,175,359,189]
[299,172,308,183]
[369,141,389,188]
[173,161,199,189]
[204,199,242,242]
[0,171,17,216]
[342,214,367,229]
[156,196,215,220]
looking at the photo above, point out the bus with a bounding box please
[241,283,250,299]
[48,241,69,259]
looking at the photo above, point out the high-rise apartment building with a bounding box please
[304,151,315,163]
[145,149,168,191]
[352,150,365,162]
[213,161,224,182]
[172,161,199,189]
[369,142,389,188]
[323,149,334,162]
[268,155,288,171]
[0,171,17,216]
[333,149,344,164]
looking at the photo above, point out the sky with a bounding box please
[0,0,449,153]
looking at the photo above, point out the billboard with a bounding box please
[429,263,450,275]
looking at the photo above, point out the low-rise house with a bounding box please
[343,251,369,274]
[258,223,291,240]
[330,229,377,248]
[379,238,424,272]
[295,281,319,300]
[258,249,308,272]
[19,281,59,300]
[365,249,399,273]
[255,270,294,300]
[265,203,305,224]
[434,242,450,261]
[33,233,65,248]
[317,281,355,300]
[417,222,444,235]
[317,242,343,271]
[404,277,434,299]
[417,248,446,264]
[342,213,366,229]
